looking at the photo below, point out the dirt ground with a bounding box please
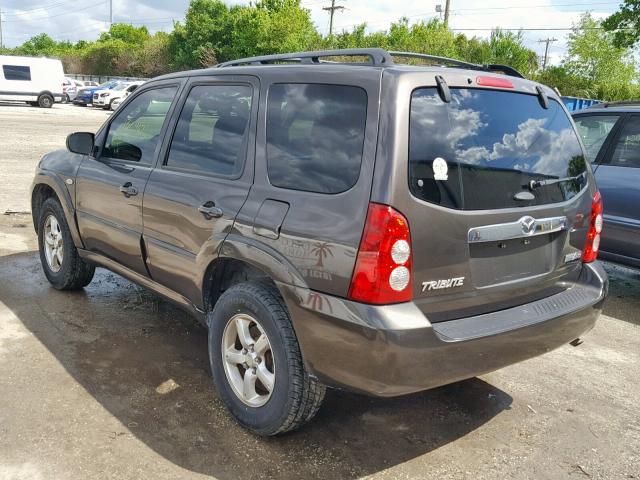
[0,102,639,480]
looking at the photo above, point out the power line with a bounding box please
[2,0,108,22]
[323,0,344,36]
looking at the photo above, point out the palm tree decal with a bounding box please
[306,292,333,314]
[310,242,334,267]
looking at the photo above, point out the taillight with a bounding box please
[582,191,603,263]
[348,203,412,304]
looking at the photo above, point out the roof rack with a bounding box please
[216,48,524,78]
[216,48,393,68]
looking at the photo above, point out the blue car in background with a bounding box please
[73,80,120,106]
[573,102,640,269]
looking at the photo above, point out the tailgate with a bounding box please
[380,73,595,322]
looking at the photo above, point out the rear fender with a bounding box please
[215,234,309,291]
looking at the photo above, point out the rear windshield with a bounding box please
[409,88,587,210]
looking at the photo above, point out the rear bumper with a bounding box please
[279,262,608,397]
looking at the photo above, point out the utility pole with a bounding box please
[537,37,557,70]
[444,0,451,26]
[323,0,344,37]
[0,7,4,50]
[109,0,113,28]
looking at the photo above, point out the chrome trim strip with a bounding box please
[468,215,567,244]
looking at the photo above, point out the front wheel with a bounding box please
[37,198,95,290]
[208,281,325,436]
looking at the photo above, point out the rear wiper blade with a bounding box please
[528,172,586,190]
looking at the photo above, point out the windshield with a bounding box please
[113,84,129,91]
[409,88,587,210]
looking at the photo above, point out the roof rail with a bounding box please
[589,100,640,108]
[387,52,524,78]
[216,48,393,68]
[216,48,525,78]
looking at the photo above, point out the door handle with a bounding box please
[198,202,223,219]
[119,182,138,198]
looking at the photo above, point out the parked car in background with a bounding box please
[93,81,144,110]
[31,48,607,436]
[73,80,120,106]
[573,101,640,269]
[62,77,79,102]
[0,55,64,108]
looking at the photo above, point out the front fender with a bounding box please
[31,150,85,248]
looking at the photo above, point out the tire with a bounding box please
[37,198,95,290]
[208,281,325,436]
[37,94,54,108]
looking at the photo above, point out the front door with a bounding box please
[142,78,258,306]
[76,84,181,275]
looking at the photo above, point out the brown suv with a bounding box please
[31,49,608,436]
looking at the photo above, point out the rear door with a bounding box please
[142,76,258,307]
[590,114,640,265]
[377,72,596,321]
[75,83,181,275]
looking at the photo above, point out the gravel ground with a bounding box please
[0,102,638,480]
[0,102,109,214]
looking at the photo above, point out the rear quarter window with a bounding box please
[266,83,368,194]
[409,88,587,210]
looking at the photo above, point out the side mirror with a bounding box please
[66,132,95,155]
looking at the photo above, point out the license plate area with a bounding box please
[469,232,561,287]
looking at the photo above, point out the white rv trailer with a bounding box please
[0,55,65,108]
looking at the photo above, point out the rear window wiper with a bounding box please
[528,172,586,190]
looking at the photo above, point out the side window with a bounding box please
[610,116,640,168]
[102,86,177,164]
[574,115,620,163]
[166,84,252,177]
[266,83,368,194]
[3,65,31,81]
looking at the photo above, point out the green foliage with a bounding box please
[1,1,638,101]
[602,0,640,48]
[99,24,150,45]
[535,13,639,101]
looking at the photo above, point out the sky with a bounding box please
[0,0,621,65]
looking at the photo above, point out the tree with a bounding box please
[99,24,150,45]
[563,13,637,91]
[603,0,640,48]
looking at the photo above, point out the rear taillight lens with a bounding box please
[582,191,603,263]
[348,203,412,304]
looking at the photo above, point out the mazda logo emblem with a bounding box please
[520,216,536,235]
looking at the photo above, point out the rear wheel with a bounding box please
[37,198,95,290]
[37,93,54,108]
[208,281,325,436]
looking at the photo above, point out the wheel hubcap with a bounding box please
[43,214,64,272]
[222,313,275,407]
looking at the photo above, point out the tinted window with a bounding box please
[266,83,367,194]
[3,65,31,81]
[166,85,252,176]
[574,115,620,162]
[103,87,177,164]
[610,116,640,168]
[410,88,587,210]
